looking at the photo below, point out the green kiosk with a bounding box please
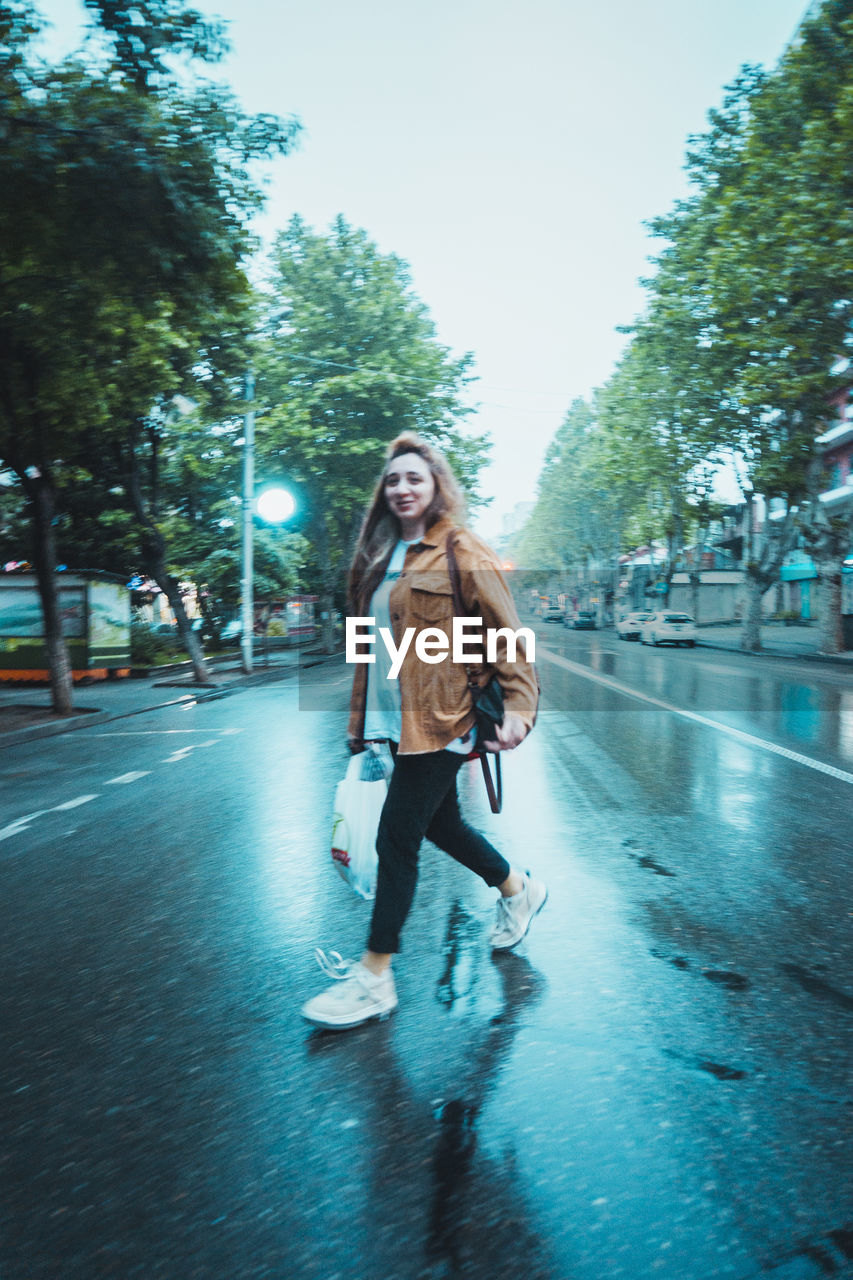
[0,574,131,682]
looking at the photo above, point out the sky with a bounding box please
[39,0,810,542]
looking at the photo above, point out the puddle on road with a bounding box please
[663,1047,748,1082]
[781,964,853,1013]
[622,838,676,877]
[650,948,690,970]
[702,969,751,993]
[436,899,483,1013]
[698,1059,748,1081]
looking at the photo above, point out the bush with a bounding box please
[131,619,178,665]
[770,609,809,625]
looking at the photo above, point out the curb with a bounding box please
[0,661,305,751]
[695,639,853,667]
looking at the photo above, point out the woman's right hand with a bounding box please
[482,711,528,753]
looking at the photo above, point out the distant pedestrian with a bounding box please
[301,432,545,1030]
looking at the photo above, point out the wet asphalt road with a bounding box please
[1,627,851,1280]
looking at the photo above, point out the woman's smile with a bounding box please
[384,451,436,537]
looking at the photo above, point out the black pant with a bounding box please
[367,746,511,955]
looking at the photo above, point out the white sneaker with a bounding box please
[489,873,547,950]
[300,950,398,1030]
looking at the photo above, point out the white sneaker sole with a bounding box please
[300,995,398,1030]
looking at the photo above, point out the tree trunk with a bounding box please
[27,474,74,713]
[815,564,844,654]
[141,529,210,683]
[689,517,711,625]
[152,561,210,681]
[738,496,798,653]
[796,470,852,657]
[660,510,682,607]
[123,440,211,684]
[740,572,765,652]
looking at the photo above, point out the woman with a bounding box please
[301,432,545,1029]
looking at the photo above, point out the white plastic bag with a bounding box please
[330,745,392,899]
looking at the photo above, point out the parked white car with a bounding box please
[640,611,697,647]
[616,610,654,640]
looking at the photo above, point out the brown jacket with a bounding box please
[348,515,539,754]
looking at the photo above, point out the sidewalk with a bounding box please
[695,622,853,664]
[0,646,332,749]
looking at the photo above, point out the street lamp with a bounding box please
[240,369,295,674]
[256,487,296,524]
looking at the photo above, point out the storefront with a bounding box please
[780,555,817,619]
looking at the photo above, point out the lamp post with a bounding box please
[240,368,256,675]
[239,368,296,675]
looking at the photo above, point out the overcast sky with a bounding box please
[40,0,809,540]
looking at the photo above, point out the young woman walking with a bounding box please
[301,433,545,1029]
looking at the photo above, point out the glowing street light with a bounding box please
[256,487,296,524]
[240,370,295,674]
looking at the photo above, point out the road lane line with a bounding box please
[539,646,853,786]
[0,794,99,841]
[85,728,245,736]
[0,812,47,842]
[105,772,151,785]
[163,739,219,763]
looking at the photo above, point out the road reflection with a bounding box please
[305,901,553,1278]
[542,629,853,770]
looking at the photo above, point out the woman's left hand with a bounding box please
[482,711,528,753]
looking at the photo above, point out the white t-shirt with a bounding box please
[363,539,476,755]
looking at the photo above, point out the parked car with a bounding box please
[640,611,697,647]
[616,610,654,640]
[568,609,597,630]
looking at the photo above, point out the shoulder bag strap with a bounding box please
[445,533,502,814]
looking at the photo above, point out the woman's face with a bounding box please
[383,451,436,534]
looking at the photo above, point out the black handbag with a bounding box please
[445,534,503,813]
[469,670,505,744]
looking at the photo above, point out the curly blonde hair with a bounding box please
[348,432,467,609]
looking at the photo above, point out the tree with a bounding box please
[196,529,307,640]
[611,7,853,650]
[255,216,486,651]
[0,2,299,706]
[692,6,853,649]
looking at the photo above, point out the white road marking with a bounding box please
[539,646,853,786]
[0,794,98,841]
[86,728,244,737]
[163,739,217,762]
[0,812,47,842]
[1,725,236,844]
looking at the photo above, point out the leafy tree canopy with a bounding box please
[254,215,488,605]
[0,0,300,701]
